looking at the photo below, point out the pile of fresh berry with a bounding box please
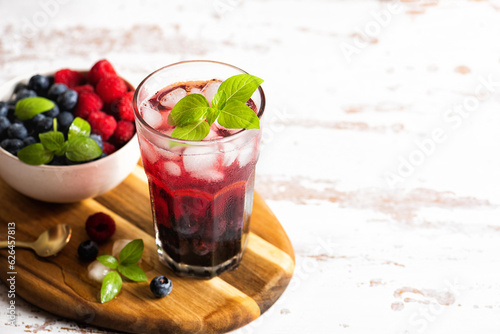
[0,59,136,165]
[78,212,173,301]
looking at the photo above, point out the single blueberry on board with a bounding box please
[150,276,173,298]
[78,240,99,261]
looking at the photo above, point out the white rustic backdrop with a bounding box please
[1,0,500,333]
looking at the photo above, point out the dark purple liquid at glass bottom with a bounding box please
[139,78,260,277]
[145,158,255,278]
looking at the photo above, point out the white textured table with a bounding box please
[1,0,500,333]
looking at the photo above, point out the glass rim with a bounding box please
[133,60,266,145]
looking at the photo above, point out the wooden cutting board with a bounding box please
[0,164,295,333]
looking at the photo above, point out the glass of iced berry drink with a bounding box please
[133,61,265,278]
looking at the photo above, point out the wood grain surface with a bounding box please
[0,165,295,334]
[2,0,500,333]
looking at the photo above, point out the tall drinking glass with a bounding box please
[133,61,265,278]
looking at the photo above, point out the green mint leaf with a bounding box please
[117,263,147,282]
[118,239,144,265]
[17,143,54,165]
[218,100,260,129]
[211,90,227,110]
[14,97,55,121]
[65,136,102,162]
[100,271,122,303]
[168,94,209,126]
[68,117,91,140]
[97,255,119,269]
[39,131,66,155]
[217,74,263,105]
[206,107,220,126]
[170,120,210,141]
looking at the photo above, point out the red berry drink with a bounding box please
[133,61,265,278]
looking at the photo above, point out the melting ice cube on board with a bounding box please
[88,260,111,283]
[111,239,143,265]
[112,239,133,258]
[160,88,187,109]
[201,80,222,102]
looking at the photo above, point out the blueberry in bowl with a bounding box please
[0,60,141,203]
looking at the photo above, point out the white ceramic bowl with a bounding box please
[0,70,141,203]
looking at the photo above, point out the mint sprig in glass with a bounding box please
[133,60,266,278]
[168,74,263,141]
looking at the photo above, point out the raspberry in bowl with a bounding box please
[0,60,140,203]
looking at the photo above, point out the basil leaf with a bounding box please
[65,136,102,162]
[218,100,260,129]
[217,74,263,105]
[211,90,227,110]
[118,239,144,265]
[17,143,54,165]
[117,263,147,282]
[206,107,220,126]
[168,94,209,126]
[97,255,119,269]
[171,120,210,141]
[39,131,66,155]
[100,271,122,303]
[68,117,91,140]
[14,97,55,121]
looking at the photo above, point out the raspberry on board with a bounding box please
[85,212,116,243]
